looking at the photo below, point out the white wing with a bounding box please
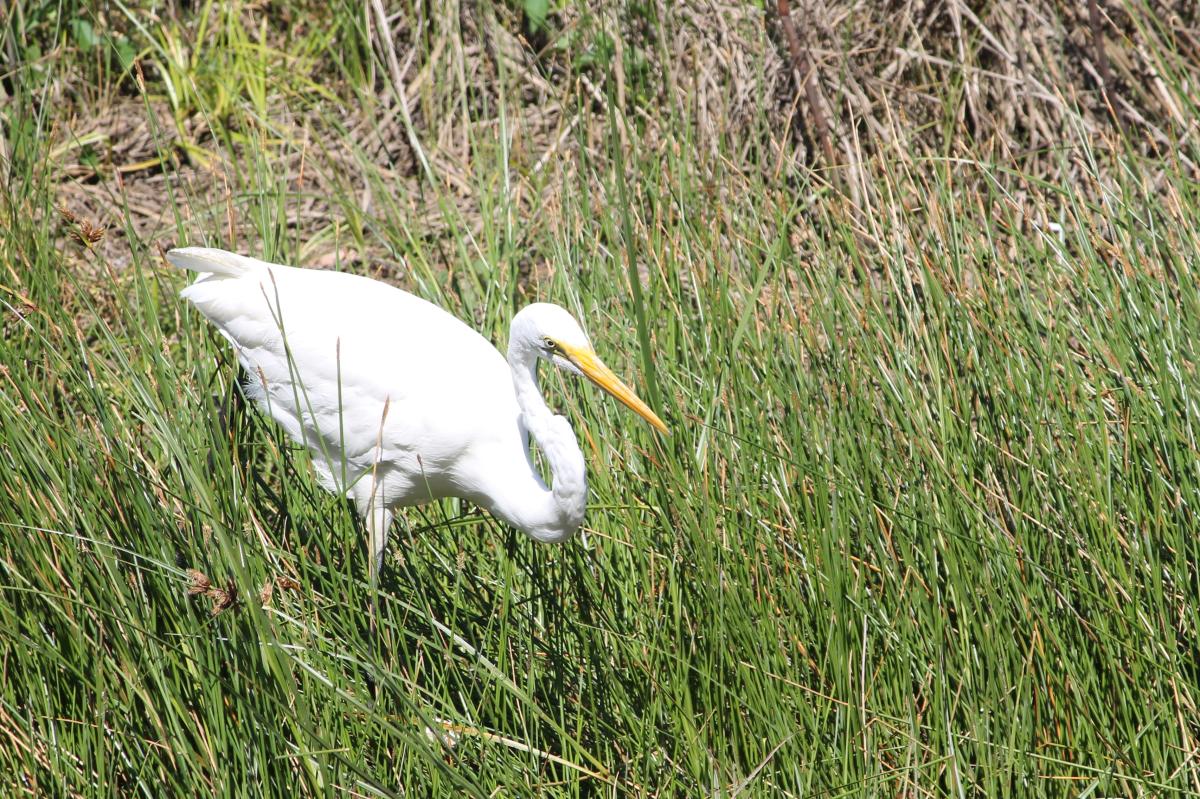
[170,248,524,506]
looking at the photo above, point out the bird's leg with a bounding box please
[357,496,393,707]
[367,504,393,589]
[364,499,393,639]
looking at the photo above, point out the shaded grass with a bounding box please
[3,1,1200,797]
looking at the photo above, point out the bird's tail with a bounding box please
[165,247,267,278]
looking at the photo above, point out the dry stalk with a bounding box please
[369,0,435,186]
[1088,0,1125,131]
[773,0,836,175]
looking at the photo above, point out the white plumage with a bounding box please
[167,247,667,581]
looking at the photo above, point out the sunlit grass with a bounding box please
[2,1,1199,797]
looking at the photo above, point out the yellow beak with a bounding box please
[561,343,670,436]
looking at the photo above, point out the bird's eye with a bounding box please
[542,337,556,351]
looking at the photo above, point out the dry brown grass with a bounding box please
[26,0,1200,282]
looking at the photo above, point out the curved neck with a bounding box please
[490,345,586,542]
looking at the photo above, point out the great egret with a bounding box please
[167,247,668,582]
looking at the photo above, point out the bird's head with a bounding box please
[510,303,669,435]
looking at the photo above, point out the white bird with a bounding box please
[167,247,668,583]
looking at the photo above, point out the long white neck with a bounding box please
[487,345,586,543]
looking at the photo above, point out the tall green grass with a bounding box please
[2,1,1199,796]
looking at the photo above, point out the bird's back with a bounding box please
[171,248,522,505]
